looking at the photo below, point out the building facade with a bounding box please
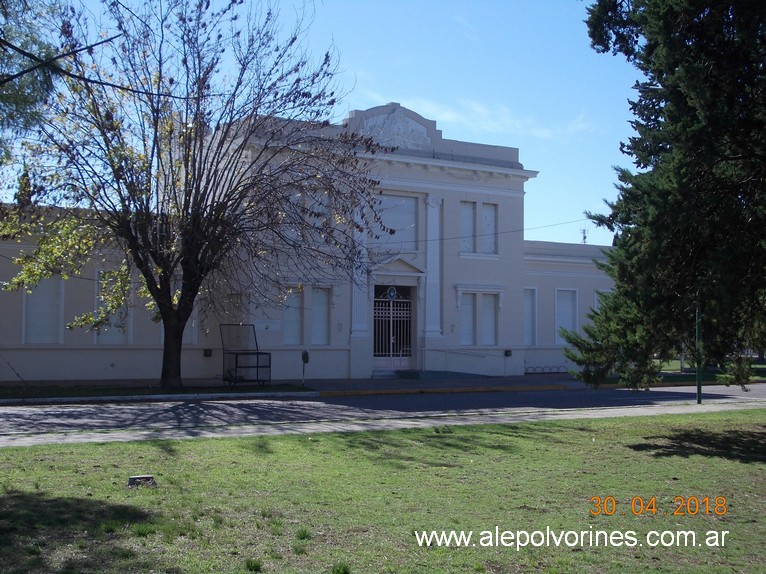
[0,104,613,383]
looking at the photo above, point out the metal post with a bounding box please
[696,300,702,404]
[301,350,309,386]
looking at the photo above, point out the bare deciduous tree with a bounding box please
[12,0,388,387]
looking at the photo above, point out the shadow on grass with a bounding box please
[239,436,276,455]
[627,425,766,464]
[0,489,166,574]
[335,423,570,470]
[145,439,180,456]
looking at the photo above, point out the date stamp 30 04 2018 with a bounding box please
[589,496,728,517]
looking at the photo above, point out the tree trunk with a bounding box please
[160,316,186,388]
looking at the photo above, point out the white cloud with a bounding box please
[399,97,595,142]
[452,14,482,45]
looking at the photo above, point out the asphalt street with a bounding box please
[1,381,764,448]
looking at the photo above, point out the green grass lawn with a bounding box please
[0,410,764,574]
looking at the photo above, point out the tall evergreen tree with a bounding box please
[0,0,57,162]
[564,0,766,386]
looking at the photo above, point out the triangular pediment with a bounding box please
[372,254,426,275]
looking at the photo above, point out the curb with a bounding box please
[319,384,569,397]
[4,378,760,406]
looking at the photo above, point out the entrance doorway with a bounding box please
[373,285,413,370]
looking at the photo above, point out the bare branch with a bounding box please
[0,34,120,87]
[17,0,388,386]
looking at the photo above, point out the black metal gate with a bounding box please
[374,286,412,369]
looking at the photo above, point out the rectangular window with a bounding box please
[555,289,577,345]
[310,288,331,345]
[283,289,303,345]
[376,195,417,251]
[282,191,309,242]
[460,201,475,252]
[95,270,130,345]
[24,278,62,344]
[461,201,498,254]
[459,292,476,345]
[479,203,498,254]
[97,319,129,345]
[523,288,537,346]
[182,308,198,345]
[479,293,498,346]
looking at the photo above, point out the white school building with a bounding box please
[0,104,613,383]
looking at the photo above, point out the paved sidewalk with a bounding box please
[1,373,765,447]
[1,396,764,448]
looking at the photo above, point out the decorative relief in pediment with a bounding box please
[361,107,432,150]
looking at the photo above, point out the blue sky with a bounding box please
[300,0,642,245]
[52,0,640,246]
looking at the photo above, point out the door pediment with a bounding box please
[373,255,426,276]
